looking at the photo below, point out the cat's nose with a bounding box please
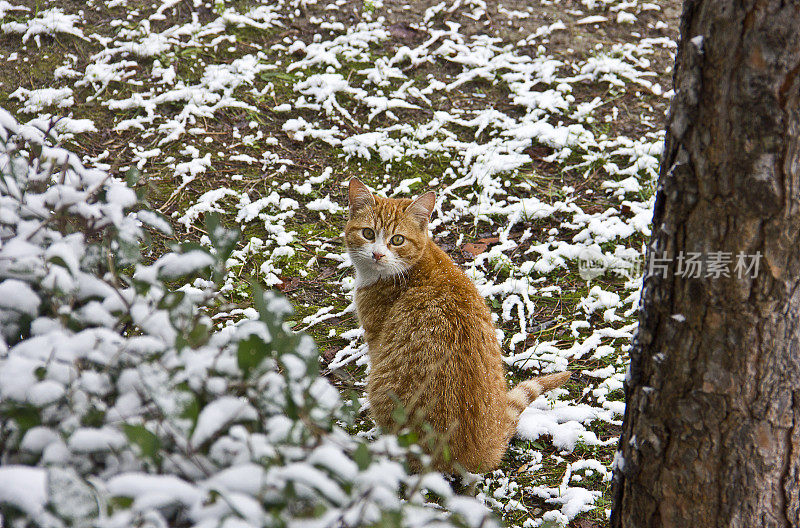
[372,251,385,262]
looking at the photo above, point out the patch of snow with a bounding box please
[191,396,258,447]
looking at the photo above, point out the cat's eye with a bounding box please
[362,228,375,240]
[390,234,405,245]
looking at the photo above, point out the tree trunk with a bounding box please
[612,1,800,527]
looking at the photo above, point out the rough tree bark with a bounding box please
[612,1,800,527]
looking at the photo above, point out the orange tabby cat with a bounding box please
[344,177,570,473]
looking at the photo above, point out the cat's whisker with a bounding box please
[394,263,409,286]
[399,266,409,285]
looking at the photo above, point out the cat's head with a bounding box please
[344,177,435,286]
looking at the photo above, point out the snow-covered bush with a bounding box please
[0,108,494,528]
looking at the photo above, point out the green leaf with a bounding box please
[397,431,418,447]
[28,142,42,162]
[177,241,207,254]
[109,496,133,512]
[353,443,371,471]
[125,167,141,187]
[258,71,296,82]
[390,401,407,427]
[378,510,403,528]
[157,291,185,310]
[284,390,299,420]
[47,255,69,269]
[122,424,161,461]
[187,321,211,348]
[205,213,240,264]
[237,334,269,378]
[81,407,105,427]
[441,443,451,463]
[3,403,40,433]
[251,281,270,321]
[180,394,201,432]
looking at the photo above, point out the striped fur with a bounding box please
[345,178,571,472]
[505,372,572,430]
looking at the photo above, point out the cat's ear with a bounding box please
[348,178,375,216]
[407,191,436,228]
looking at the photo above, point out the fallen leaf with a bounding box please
[462,236,499,257]
[276,276,302,292]
[321,348,337,362]
[527,145,554,159]
[388,22,421,42]
[462,242,488,257]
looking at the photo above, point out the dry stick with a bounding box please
[158,183,184,213]
[187,223,209,236]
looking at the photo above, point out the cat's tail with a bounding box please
[506,371,572,424]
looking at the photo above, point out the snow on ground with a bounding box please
[0,0,680,525]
